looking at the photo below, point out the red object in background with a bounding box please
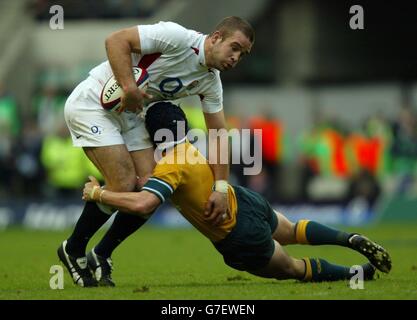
[325,129,349,177]
[348,134,383,175]
[249,117,283,164]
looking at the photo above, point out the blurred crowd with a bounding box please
[246,105,417,206]
[1,81,417,206]
[0,82,101,200]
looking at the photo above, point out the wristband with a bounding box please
[89,185,99,201]
[214,180,228,193]
[99,190,106,203]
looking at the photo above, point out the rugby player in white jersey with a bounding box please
[58,16,254,287]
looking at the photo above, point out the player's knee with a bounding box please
[278,221,297,245]
[286,222,297,244]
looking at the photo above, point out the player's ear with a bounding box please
[211,31,222,43]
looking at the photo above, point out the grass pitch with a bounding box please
[0,223,416,300]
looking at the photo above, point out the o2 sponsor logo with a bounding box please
[91,126,103,135]
[158,78,183,98]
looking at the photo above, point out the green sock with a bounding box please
[295,220,352,246]
[302,258,352,282]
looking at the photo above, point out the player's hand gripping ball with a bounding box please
[100,67,149,112]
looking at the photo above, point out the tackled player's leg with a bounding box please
[270,210,391,275]
[248,240,305,280]
[251,217,377,282]
[271,211,297,245]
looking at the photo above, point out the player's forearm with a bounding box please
[105,33,137,92]
[208,133,230,181]
[211,162,229,182]
[204,110,230,182]
[94,189,149,216]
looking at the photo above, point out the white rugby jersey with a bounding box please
[89,21,223,113]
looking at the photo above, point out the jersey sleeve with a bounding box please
[142,162,182,203]
[200,71,223,113]
[138,21,188,55]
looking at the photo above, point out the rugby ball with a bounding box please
[100,67,149,112]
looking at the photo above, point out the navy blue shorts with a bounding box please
[213,186,278,271]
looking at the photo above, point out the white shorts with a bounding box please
[64,76,152,151]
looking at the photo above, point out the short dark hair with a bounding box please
[145,102,189,145]
[213,16,255,43]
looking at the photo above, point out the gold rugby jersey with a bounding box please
[142,141,237,242]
